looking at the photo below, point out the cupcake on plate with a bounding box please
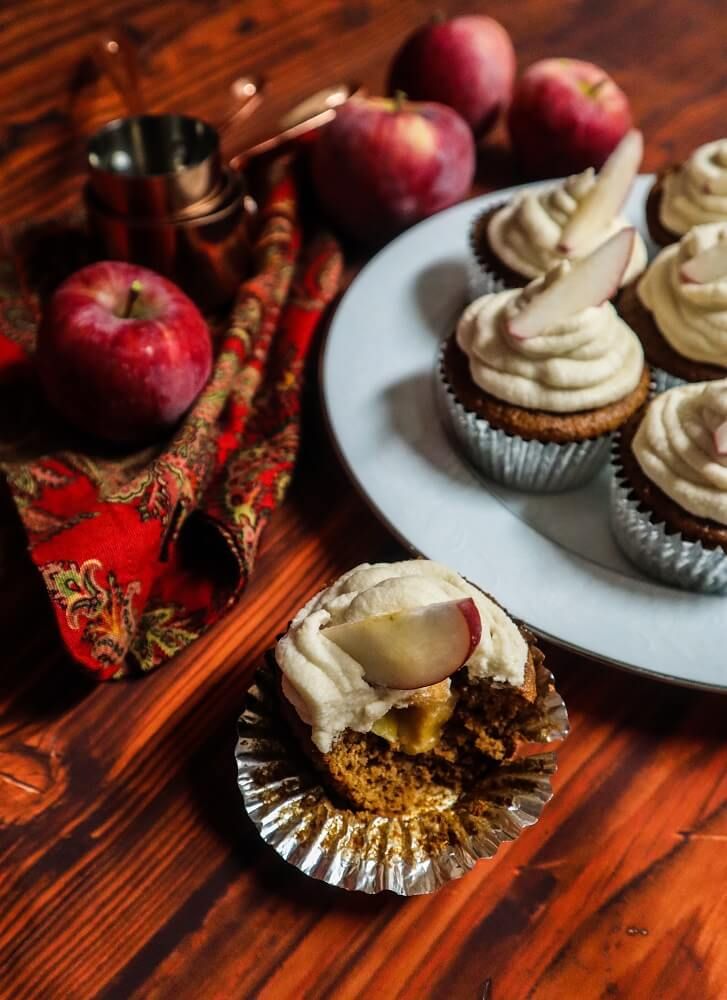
[618,223,727,392]
[646,139,727,247]
[440,228,650,492]
[469,129,647,297]
[236,559,568,894]
[610,379,727,594]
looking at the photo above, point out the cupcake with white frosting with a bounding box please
[274,559,558,813]
[440,229,650,492]
[469,129,647,297]
[618,223,727,392]
[610,379,727,594]
[646,139,727,247]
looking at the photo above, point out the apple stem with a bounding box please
[430,10,445,24]
[586,78,608,98]
[122,279,143,319]
[394,89,407,112]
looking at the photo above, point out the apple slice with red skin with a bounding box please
[321,598,481,690]
[713,420,727,457]
[558,129,643,254]
[506,227,635,341]
[680,242,727,284]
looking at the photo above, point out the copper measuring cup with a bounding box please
[85,28,361,307]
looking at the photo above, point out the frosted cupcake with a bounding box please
[440,229,650,492]
[610,380,727,593]
[274,559,554,813]
[646,139,727,247]
[470,130,647,297]
[618,223,727,392]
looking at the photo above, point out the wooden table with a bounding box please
[1,2,726,997]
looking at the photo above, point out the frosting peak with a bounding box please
[632,379,727,525]
[660,140,727,233]
[456,273,645,413]
[487,169,647,285]
[275,561,528,753]
[637,223,727,366]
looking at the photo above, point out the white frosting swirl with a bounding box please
[456,269,645,413]
[660,140,727,234]
[275,560,527,753]
[488,169,647,285]
[632,379,727,525]
[637,223,727,366]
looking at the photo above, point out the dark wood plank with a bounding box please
[1,2,725,998]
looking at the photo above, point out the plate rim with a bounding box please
[319,176,727,694]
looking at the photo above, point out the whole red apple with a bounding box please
[310,96,475,244]
[507,58,632,178]
[36,262,212,444]
[388,14,515,138]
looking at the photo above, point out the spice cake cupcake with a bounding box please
[440,228,650,492]
[273,559,556,813]
[469,129,647,297]
[618,223,727,392]
[646,139,727,247]
[610,379,727,593]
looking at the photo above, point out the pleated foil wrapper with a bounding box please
[436,344,610,492]
[466,200,520,301]
[650,366,686,394]
[235,661,569,896]
[609,447,727,594]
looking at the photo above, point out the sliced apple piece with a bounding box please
[558,129,643,254]
[506,228,635,340]
[322,598,481,690]
[680,242,727,284]
[713,420,727,457]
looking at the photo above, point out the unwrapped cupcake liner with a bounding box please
[235,660,569,896]
[436,345,610,492]
[609,448,727,594]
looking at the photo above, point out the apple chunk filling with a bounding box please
[372,680,458,754]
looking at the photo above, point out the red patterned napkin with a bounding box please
[0,162,342,679]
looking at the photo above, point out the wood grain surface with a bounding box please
[1,1,726,998]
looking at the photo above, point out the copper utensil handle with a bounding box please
[93,27,144,116]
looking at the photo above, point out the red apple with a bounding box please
[507,58,632,179]
[310,95,475,244]
[36,262,212,444]
[387,14,515,138]
[322,598,482,689]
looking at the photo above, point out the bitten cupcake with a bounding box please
[610,379,727,593]
[619,223,727,392]
[469,129,647,297]
[440,229,650,492]
[646,139,727,247]
[236,560,569,894]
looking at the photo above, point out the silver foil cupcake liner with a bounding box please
[650,366,686,394]
[608,448,727,594]
[467,199,519,301]
[235,660,569,896]
[436,344,610,492]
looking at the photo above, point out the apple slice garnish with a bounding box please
[713,420,727,457]
[679,242,727,284]
[321,598,481,690]
[558,129,643,254]
[506,227,635,340]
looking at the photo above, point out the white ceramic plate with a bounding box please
[321,175,727,692]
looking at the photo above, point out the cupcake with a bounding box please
[646,139,727,247]
[236,560,568,894]
[440,228,650,492]
[470,129,647,297]
[610,379,727,594]
[618,223,727,392]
